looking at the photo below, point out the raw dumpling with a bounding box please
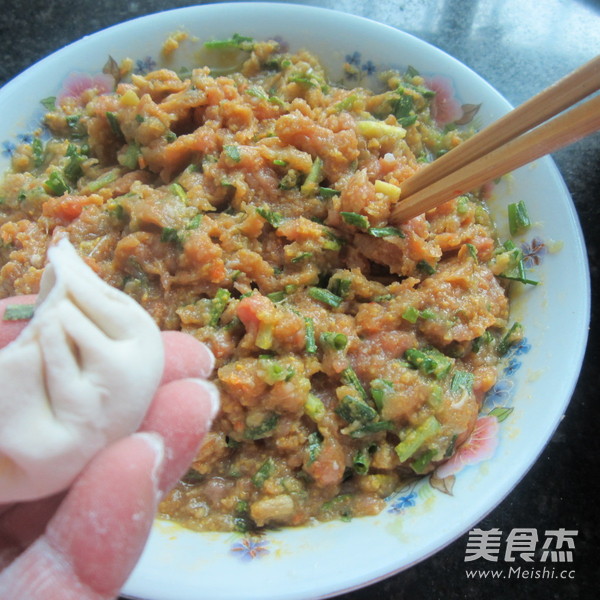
[0,238,164,503]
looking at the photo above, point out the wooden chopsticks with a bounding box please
[390,55,600,223]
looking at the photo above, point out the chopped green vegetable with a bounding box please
[349,420,394,438]
[224,144,241,163]
[450,370,475,395]
[160,227,180,244]
[41,96,56,111]
[341,211,369,230]
[258,357,294,385]
[405,347,454,379]
[306,431,323,466]
[402,306,420,324]
[205,33,255,51]
[353,447,372,475]
[279,169,300,190]
[165,131,177,143]
[291,252,313,263]
[471,330,493,353]
[320,331,348,351]
[318,186,341,198]
[266,291,286,303]
[420,308,436,320]
[417,260,436,275]
[466,243,478,262]
[257,207,283,228]
[44,171,70,196]
[255,321,273,350]
[106,111,124,139]
[3,304,35,321]
[368,226,405,238]
[119,142,141,170]
[301,156,324,196]
[209,288,231,326]
[305,393,326,422]
[508,200,531,236]
[498,322,524,356]
[334,94,358,112]
[246,86,269,100]
[336,395,378,424]
[31,137,44,168]
[340,366,367,400]
[185,213,203,230]
[328,277,351,298]
[395,415,441,462]
[244,413,279,440]
[304,317,317,354]
[496,240,539,285]
[170,182,188,202]
[370,379,394,411]
[411,448,437,474]
[63,143,86,184]
[273,158,287,167]
[87,169,119,192]
[322,230,344,251]
[308,286,343,308]
[252,458,275,488]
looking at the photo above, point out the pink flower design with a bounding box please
[435,415,500,478]
[57,72,115,103]
[425,75,462,126]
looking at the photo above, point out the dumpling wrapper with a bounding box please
[0,238,164,503]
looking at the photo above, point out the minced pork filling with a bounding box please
[0,38,519,531]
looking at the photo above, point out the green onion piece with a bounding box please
[336,395,378,424]
[411,448,437,474]
[472,330,493,353]
[252,457,275,488]
[427,383,443,408]
[186,213,203,230]
[291,252,313,263]
[456,195,470,215]
[3,304,35,321]
[450,370,475,394]
[32,138,44,168]
[318,187,341,198]
[135,114,145,123]
[353,447,372,475]
[119,142,141,170]
[301,156,324,196]
[419,308,436,320]
[273,158,287,167]
[466,243,478,262]
[205,33,254,51]
[170,182,188,202]
[370,379,394,411]
[44,171,70,196]
[373,294,393,302]
[405,347,454,379]
[106,111,124,139]
[160,227,180,244]
[322,230,344,251]
[258,357,293,385]
[305,393,326,422]
[320,331,348,351]
[402,306,420,324]
[334,94,358,112]
[340,366,367,400]
[40,96,56,111]
[245,413,279,440]
[87,169,119,192]
[209,288,231,326]
[398,115,418,127]
[395,415,441,462]
[308,287,342,308]
[341,211,370,230]
[417,260,436,275]
[306,431,323,466]
[165,131,177,142]
[267,291,286,303]
[255,321,273,350]
[368,226,405,238]
[508,200,531,235]
[256,207,283,228]
[328,277,351,298]
[63,143,86,184]
[349,420,393,438]
[284,284,297,295]
[304,317,317,355]
[289,74,317,88]
[498,322,524,356]
[246,86,269,100]
[224,144,241,163]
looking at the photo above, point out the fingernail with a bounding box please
[185,378,221,420]
[134,431,165,489]
[197,345,216,378]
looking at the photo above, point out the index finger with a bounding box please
[0,295,37,349]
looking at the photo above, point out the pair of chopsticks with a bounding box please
[390,55,600,223]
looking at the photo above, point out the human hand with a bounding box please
[0,296,219,599]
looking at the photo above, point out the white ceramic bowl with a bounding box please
[0,4,590,599]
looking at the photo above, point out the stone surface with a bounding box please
[1,1,598,598]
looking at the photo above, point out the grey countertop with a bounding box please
[1,1,599,598]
